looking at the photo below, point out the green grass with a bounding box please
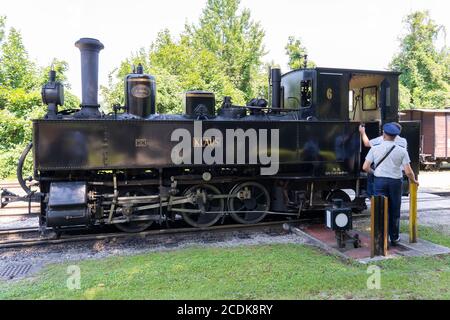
[0,226,449,300]
[400,223,450,246]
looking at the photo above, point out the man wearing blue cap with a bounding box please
[359,122,408,197]
[362,122,419,246]
[359,122,407,149]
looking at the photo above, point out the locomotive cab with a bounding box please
[280,67,420,195]
[281,67,400,123]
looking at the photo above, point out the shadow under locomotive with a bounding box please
[18,38,420,234]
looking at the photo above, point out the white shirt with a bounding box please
[370,135,407,148]
[366,140,410,179]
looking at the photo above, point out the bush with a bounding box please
[0,105,44,179]
[0,143,33,179]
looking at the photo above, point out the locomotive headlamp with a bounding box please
[41,69,64,119]
[325,199,352,231]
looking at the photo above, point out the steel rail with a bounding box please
[0,213,374,250]
[0,227,40,235]
[0,219,304,249]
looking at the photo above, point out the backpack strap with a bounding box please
[374,145,396,169]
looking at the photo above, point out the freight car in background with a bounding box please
[400,109,450,170]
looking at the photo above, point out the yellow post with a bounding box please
[409,182,418,243]
[370,197,374,257]
[383,196,388,255]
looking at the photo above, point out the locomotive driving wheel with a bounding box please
[115,188,156,233]
[228,182,270,224]
[180,184,224,228]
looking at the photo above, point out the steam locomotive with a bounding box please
[13,38,420,234]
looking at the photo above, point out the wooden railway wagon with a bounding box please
[401,109,450,169]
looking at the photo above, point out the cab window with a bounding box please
[300,80,312,108]
[362,86,377,110]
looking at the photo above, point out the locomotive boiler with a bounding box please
[12,38,420,233]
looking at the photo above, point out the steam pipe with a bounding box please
[75,38,104,117]
[271,67,281,109]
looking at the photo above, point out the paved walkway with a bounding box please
[399,193,450,233]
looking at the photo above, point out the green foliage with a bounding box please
[63,90,81,110]
[0,142,33,180]
[285,36,316,70]
[101,51,185,114]
[150,31,247,105]
[398,83,413,109]
[390,11,450,109]
[38,59,71,89]
[0,86,42,117]
[0,20,79,178]
[0,16,5,44]
[186,0,266,100]
[0,28,37,90]
[0,108,31,150]
[102,0,266,110]
[0,107,40,179]
[100,41,186,114]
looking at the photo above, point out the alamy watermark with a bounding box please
[170,121,280,175]
[66,265,81,290]
[366,265,381,290]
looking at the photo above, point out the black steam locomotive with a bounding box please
[14,38,420,233]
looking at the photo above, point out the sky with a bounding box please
[1,0,449,100]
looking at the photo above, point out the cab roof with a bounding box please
[283,67,401,77]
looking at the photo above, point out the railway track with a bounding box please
[0,212,374,250]
[0,227,40,234]
[1,180,449,249]
[0,219,302,249]
[1,196,450,249]
[1,204,39,209]
[0,183,21,188]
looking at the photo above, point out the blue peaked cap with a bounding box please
[383,122,401,136]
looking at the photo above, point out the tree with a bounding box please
[0,16,5,44]
[390,11,449,109]
[285,36,315,70]
[100,48,186,114]
[186,0,266,100]
[150,31,246,104]
[0,16,7,84]
[0,23,79,178]
[0,27,36,90]
[38,59,71,89]
[101,29,247,113]
[102,0,269,111]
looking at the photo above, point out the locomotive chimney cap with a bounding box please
[75,38,104,51]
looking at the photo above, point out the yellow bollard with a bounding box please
[409,182,418,243]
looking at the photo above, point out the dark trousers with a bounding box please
[367,173,375,197]
[373,177,403,241]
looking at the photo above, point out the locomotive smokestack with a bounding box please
[75,38,104,117]
[270,67,281,109]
